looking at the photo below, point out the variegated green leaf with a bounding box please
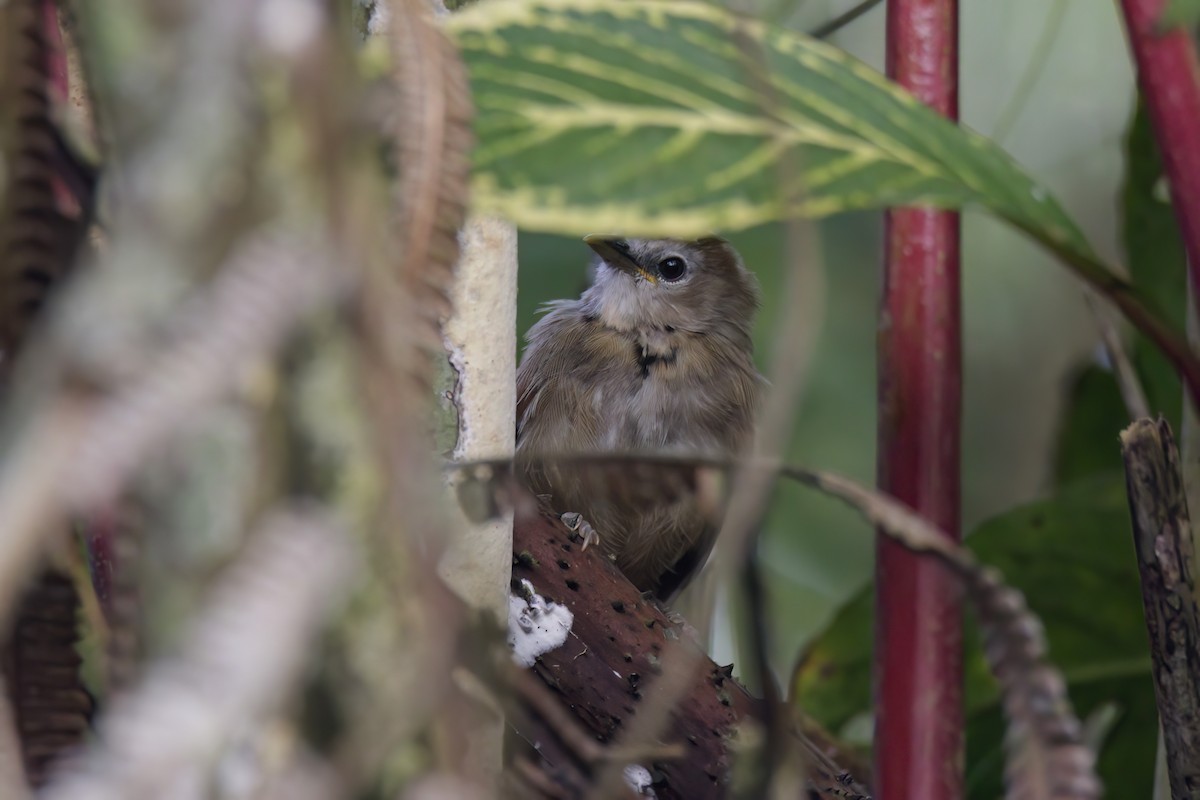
[448,0,1088,252]
[447,0,1200,398]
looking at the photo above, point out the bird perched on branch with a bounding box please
[515,235,764,601]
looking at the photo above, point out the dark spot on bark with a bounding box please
[611,600,626,613]
[565,579,580,591]
[557,559,570,570]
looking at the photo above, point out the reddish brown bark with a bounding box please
[511,512,870,799]
[1118,0,1200,312]
[875,1,963,799]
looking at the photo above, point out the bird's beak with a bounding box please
[583,235,658,284]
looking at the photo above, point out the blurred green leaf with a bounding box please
[1053,365,1128,484]
[1160,0,1200,29]
[1051,99,1189,484]
[791,476,1155,798]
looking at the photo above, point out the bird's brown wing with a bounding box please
[515,307,616,502]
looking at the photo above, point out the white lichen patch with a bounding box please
[623,764,657,797]
[508,579,573,667]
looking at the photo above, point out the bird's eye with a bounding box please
[657,257,687,282]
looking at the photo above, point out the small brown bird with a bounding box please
[515,235,764,601]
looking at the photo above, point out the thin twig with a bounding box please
[723,9,827,797]
[509,667,685,768]
[991,0,1069,144]
[1120,417,1200,797]
[1084,287,1151,421]
[39,506,355,800]
[581,637,706,800]
[511,756,572,799]
[807,0,885,39]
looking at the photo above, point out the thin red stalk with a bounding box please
[1119,0,1200,314]
[875,2,963,799]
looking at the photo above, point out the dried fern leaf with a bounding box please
[0,0,92,361]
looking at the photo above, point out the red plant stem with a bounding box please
[875,2,963,799]
[1119,0,1200,316]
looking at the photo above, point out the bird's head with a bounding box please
[581,235,760,341]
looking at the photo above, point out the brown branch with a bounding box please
[1120,417,1200,797]
[510,510,867,800]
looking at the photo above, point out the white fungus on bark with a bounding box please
[507,579,574,668]
[623,764,657,797]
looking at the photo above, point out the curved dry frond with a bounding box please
[0,0,89,360]
[451,453,1103,798]
[384,0,474,396]
[65,231,341,510]
[39,508,354,800]
[7,571,92,788]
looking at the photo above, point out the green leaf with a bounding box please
[1160,0,1200,29]
[1053,364,1128,485]
[791,477,1156,798]
[448,0,1091,255]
